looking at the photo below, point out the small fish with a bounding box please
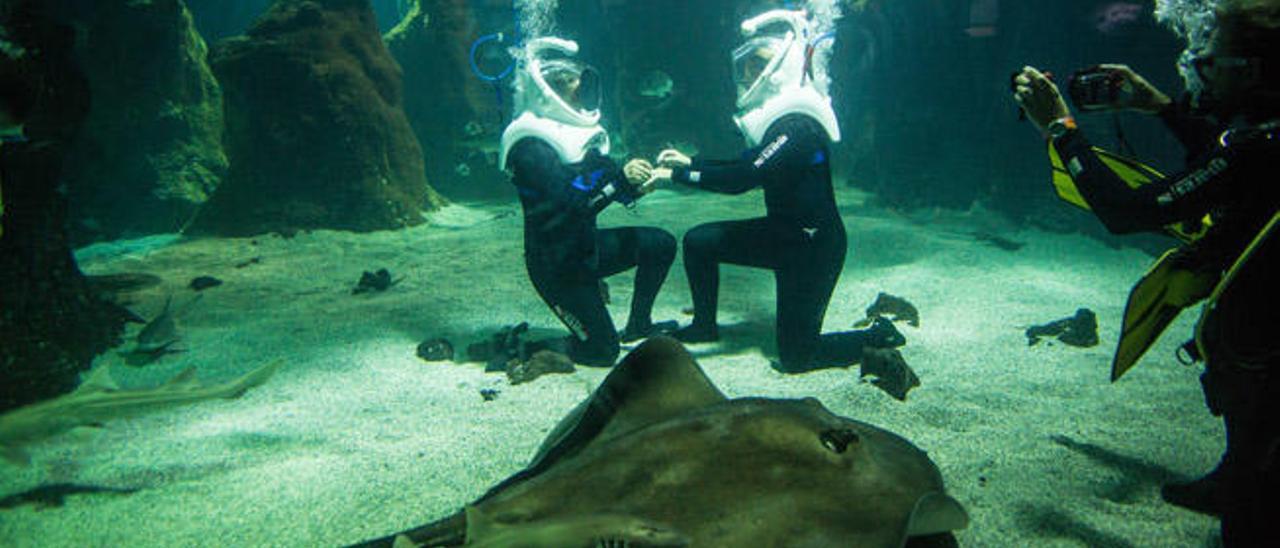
[188,276,223,291]
[125,294,201,365]
[0,483,139,510]
[636,69,674,99]
[858,347,921,401]
[416,338,455,362]
[854,292,920,328]
[1025,308,1099,347]
[352,268,403,295]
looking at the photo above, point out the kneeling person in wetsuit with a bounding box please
[1014,2,1280,544]
[500,37,676,368]
[645,10,903,373]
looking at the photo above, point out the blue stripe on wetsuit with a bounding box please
[571,169,607,193]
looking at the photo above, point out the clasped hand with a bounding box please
[623,159,667,195]
[624,149,689,194]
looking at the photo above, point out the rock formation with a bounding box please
[194,0,442,236]
[0,0,130,411]
[63,0,226,244]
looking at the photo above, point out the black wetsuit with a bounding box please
[508,138,676,367]
[1053,102,1279,546]
[672,114,903,372]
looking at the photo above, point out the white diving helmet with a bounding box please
[731,9,841,147]
[500,37,610,169]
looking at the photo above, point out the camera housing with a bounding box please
[1068,67,1131,111]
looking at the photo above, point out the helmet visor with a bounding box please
[540,59,602,113]
[732,36,784,98]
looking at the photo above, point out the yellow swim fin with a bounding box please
[1111,248,1219,382]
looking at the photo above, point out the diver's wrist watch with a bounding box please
[1046,116,1077,139]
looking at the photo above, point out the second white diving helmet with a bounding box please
[731,9,841,147]
[500,37,610,168]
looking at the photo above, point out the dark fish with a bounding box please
[1026,308,1099,347]
[859,347,921,401]
[854,292,921,328]
[352,268,402,295]
[124,294,202,365]
[506,350,575,385]
[416,338,454,361]
[188,276,223,291]
[135,296,179,354]
[0,483,139,510]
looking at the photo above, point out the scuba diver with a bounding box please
[642,9,904,374]
[1014,1,1280,544]
[499,37,676,368]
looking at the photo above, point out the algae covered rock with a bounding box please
[62,0,226,243]
[195,0,443,237]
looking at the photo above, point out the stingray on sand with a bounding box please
[353,337,968,547]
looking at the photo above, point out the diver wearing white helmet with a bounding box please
[500,37,676,367]
[642,9,904,374]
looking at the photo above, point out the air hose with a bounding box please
[469,5,521,127]
[803,30,837,85]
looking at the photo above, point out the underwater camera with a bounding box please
[1067,66,1132,111]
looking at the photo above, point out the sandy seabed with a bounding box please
[1,187,1221,547]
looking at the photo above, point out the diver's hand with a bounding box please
[1013,66,1071,136]
[1097,64,1172,114]
[656,149,692,169]
[624,159,654,186]
[641,167,673,194]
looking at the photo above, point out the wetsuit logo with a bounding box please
[1160,157,1228,205]
[554,305,589,341]
[754,134,790,168]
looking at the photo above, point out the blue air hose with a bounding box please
[469,32,516,82]
[810,30,837,47]
[469,5,521,126]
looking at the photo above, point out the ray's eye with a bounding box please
[820,428,860,453]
